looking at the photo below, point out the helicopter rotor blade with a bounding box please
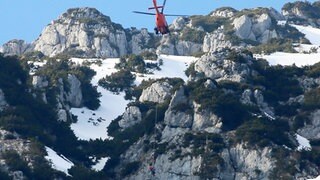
[133,11,156,16]
[161,0,167,14]
[164,14,188,17]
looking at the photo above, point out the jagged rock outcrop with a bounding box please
[33,7,128,58]
[203,27,232,53]
[171,17,188,31]
[282,1,320,27]
[298,77,320,91]
[192,103,222,133]
[220,143,275,179]
[139,81,173,103]
[66,74,83,107]
[194,51,252,82]
[118,106,142,129]
[157,33,202,56]
[164,87,193,128]
[254,89,275,120]
[32,76,49,89]
[57,109,68,122]
[129,28,156,55]
[0,89,8,111]
[240,89,255,106]
[0,40,33,56]
[233,12,278,43]
[298,110,320,140]
[210,7,237,18]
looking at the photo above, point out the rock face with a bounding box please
[157,35,202,56]
[129,28,155,55]
[33,8,128,58]
[32,76,49,89]
[203,27,232,53]
[57,109,68,122]
[0,40,33,56]
[118,106,142,129]
[233,12,278,43]
[66,74,83,107]
[139,81,172,103]
[282,1,320,27]
[192,103,222,133]
[210,7,237,18]
[254,89,275,119]
[194,51,252,82]
[220,143,275,180]
[298,110,320,140]
[164,87,193,128]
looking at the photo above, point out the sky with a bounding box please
[0,0,318,45]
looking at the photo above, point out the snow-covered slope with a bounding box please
[292,25,320,45]
[257,52,320,67]
[70,55,197,140]
[259,24,320,67]
[45,146,74,175]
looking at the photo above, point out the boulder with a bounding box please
[233,15,256,41]
[118,106,142,129]
[139,81,172,103]
[232,12,278,43]
[194,52,251,82]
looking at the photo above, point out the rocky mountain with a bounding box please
[282,1,320,27]
[0,2,317,58]
[0,1,320,180]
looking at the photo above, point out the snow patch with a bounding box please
[291,24,320,46]
[256,52,320,67]
[308,175,320,180]
[296,134,311,151]
[91,157,110,171]
[45,146,74,175]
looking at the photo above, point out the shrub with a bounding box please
[236,118,293,148]
[190,15,228,32]
[98,69,136,93]
[139,51,158,60]
[180,27,206,43]
[226,50,247,63]
[250,63,303,104]
[250,38,296,54]
[187,79,249,130]
[3,151,31,177]
[305,62,320,77]
[183,132,225,154]
[116,54,146,73]
[303,88,320,109]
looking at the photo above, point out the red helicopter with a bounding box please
[133,0,186,35]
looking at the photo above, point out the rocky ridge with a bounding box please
[1,3,317,57]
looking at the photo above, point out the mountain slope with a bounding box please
[1,1,320,179]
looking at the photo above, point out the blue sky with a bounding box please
[0,0,317,45]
